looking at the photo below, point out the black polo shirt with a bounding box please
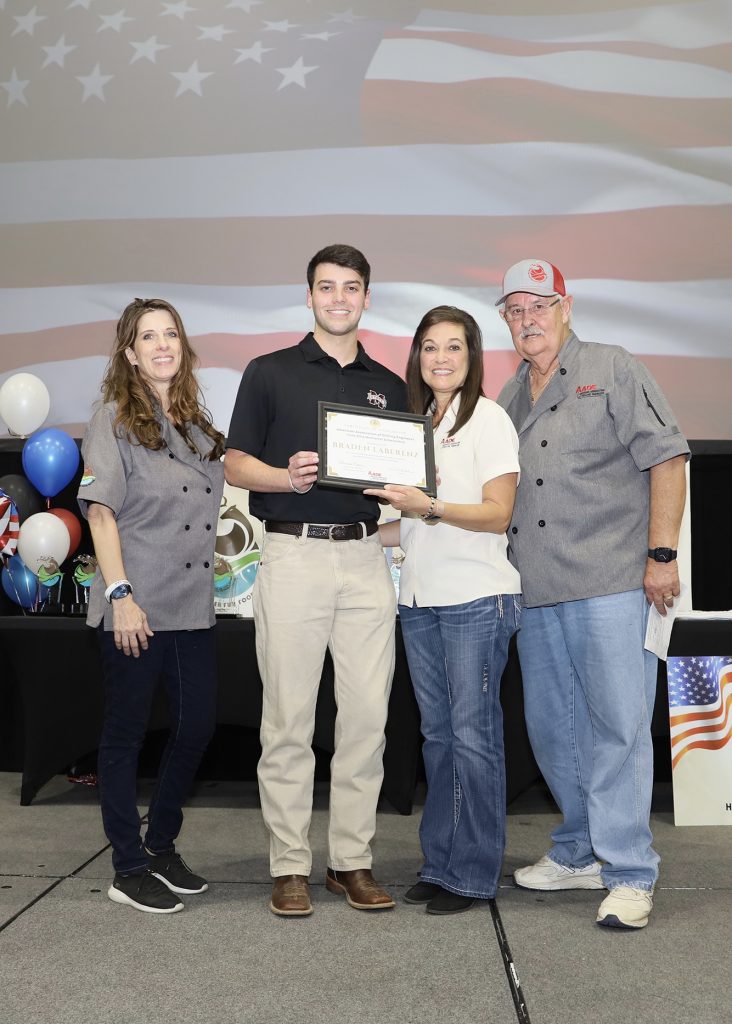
[226,333,407,523]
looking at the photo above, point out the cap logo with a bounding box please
[528,263,547,283]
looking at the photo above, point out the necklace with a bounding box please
[529,362,560,405]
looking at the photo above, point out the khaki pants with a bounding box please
[253,528,397,877]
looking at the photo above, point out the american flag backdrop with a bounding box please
[668,655,732,768]
[1,0,730,438]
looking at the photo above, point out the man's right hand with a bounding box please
[288,451,319,493]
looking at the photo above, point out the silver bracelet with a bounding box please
[288,471,313,495]
[420,497,442,522]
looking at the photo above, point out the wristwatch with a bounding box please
[647,547,677,563]
[109,583,133,600]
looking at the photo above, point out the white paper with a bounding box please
[644,583,689,660]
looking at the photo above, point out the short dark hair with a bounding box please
[306,244,370,291]
[405,306,485,438]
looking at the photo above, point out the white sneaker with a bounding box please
[596,886,653,929]
[514,854,605,891]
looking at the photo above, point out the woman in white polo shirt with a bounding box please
[365,305,521,915]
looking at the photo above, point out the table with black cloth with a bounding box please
[0,615,540,811]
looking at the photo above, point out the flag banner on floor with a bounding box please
[667,654,732,825]
[1,0,731,441]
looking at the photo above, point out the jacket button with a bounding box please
[536,479,543,485]
[185,562,191,569]
[168,453,174,459]
[560,368,567,375]
[203,561,210,568]
[185,525,190,531]
[205,524,211,530]
[206,487,212,493]
[511,527,518,535]
[541,440,548,447]
[550,405,557,412]
[183,486,188,492]
[538,520,545,528]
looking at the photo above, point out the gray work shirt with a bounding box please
[77,402,224,631]
[496,332,690,608]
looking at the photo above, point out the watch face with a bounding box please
[650,548,676,563]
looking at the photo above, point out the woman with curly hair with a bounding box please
[77,298,225,914]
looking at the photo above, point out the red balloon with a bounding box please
[48,507,82,559]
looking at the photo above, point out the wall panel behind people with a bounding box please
[0,0,729,438]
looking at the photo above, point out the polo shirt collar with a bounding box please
[299,332,373,370]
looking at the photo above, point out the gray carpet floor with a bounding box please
[1,773,729,1024]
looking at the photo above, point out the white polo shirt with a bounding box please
[398,395,521,608]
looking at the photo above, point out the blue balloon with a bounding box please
[2,554,39,608]
[22,429,80,498]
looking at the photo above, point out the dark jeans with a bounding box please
[97,627,217,874]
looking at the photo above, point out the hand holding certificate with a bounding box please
[317,402,437,496]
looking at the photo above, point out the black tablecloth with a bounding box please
[0,616,540,810]
[3,615,723,810]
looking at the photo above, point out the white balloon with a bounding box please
[0,373,51,437]
[17,512,70,576]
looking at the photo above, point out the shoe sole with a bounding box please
[426,900,476,916]
[597,913,648,930]
[150,871,208,895]
[514,876,605,892]
[325,876,395,910]
[108,885,183,914]
[403,894,435,905]
[269,901,313,917]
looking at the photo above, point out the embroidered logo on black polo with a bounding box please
[575,384,606,399]
[367,389,387,409]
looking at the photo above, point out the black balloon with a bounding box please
[0,474,44,525]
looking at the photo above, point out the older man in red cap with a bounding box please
[496,258,689,930]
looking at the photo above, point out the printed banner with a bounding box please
[668,655,732,826]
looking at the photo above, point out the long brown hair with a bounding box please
[101,298,225,459]
[405,306,485,437]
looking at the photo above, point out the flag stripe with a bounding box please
[2,146,731,224]
[365,38,732,97]
[1,341,729,442]
[361,81,732,147]
[407,2,732,49]
[2,207,731,289]
[1,279,729,357]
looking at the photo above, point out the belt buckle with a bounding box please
[328,524,340,542]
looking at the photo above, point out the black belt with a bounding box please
[265,520,378,541]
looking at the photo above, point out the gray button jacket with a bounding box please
[497,332,690,608]
[77,402,224,631]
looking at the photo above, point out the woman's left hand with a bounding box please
[363,485,432,516]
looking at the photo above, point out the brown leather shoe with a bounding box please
[325,868,395,910]
[270,874,313,917]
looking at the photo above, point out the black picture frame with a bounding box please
[316,401,437,496]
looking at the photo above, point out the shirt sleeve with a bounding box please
[608,351,690,471]
[76,404,128,519]
[225,359,271,457]
[473,401,521,485]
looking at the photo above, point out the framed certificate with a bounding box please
[317,402,436,496]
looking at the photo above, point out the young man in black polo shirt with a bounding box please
[224,244,406,917]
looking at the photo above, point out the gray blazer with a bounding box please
[497,332,690,608]
[77,402,224,631]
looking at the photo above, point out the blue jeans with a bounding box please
[399,595,521,899]
[516,590,659,891]
[97,628,217,874]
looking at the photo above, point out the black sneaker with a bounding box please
[147,851,208,895]
[404,881,443,904]
[108,871,184,914]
